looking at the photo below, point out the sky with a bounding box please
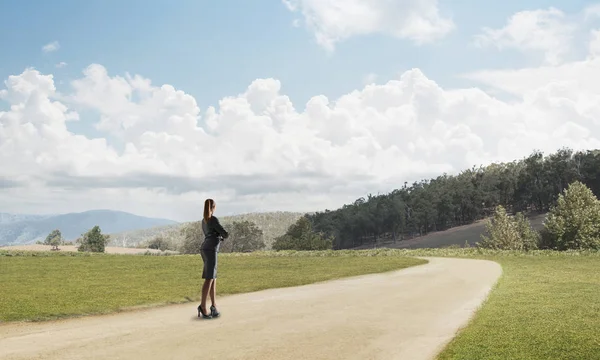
[2,0,600,222]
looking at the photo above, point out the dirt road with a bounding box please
[0,257,501,360]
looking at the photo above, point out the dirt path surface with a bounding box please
[0,257,501,360]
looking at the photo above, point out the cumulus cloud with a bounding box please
[283,0,454,51]
[56,62,68,68]
[473,7,577,65]
[2,51,600,221]
[42,41,60,53]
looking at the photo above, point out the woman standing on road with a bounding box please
[198,198,229,319]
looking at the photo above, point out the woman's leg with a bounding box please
[209,279,217,308]
[200,279,213,313]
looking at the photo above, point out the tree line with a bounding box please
[301,148,600,249]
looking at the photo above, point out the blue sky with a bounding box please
[2,0,600,220]
[1,0,594,113]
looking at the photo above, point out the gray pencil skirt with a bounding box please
[200,250,218,279]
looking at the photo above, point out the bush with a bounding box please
[543,181,600,250]
[146,236,175,251]
[514,212,541,250]
[77,226,110,253]
[272,217,333,251]
[477,205,539,251]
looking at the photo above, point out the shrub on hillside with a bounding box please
[543,181,600,250]
[272,217,333,251]
[77,226,110,253]
[477,205,539,251]
[146,236,176,251]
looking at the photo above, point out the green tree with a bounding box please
[221,220,265,253]
[477,205,539,251]
[77,226,110,253]
[272,217,333,251]
[44,229,63,250]
[543,181,600,250]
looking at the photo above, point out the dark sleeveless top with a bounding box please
[201,216,229,252]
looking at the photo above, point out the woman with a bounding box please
[198,198,229,319]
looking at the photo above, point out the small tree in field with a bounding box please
[44,229,63,251]
[543,181,600,250]
[478,205,539,250]
[77,226,110,253]
[272,217,333,251]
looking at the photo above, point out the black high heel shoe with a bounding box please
[197,305,212,319]
[210,305,220,318]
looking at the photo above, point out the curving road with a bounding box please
[0,257,501,360]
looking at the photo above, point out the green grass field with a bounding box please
[0,250,426,322]
[436,254,600,360]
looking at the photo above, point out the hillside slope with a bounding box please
[353,213,548,250]
[0,210,178,246]
[109,211,304,249]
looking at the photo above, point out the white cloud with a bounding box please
[473,7,577,65]
[42,41,60,53]
[2,50,600,221]
[283,0,454,51]
[56,62,68,68]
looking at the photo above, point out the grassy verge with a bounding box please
[436,254,600,360]
[360,247,599,360]
[0,250,426,322]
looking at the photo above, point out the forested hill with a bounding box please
[306,148,600,249]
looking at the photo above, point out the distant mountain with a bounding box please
[0,213,51,225]
[109,211,304,250]
[0,210,178,246]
